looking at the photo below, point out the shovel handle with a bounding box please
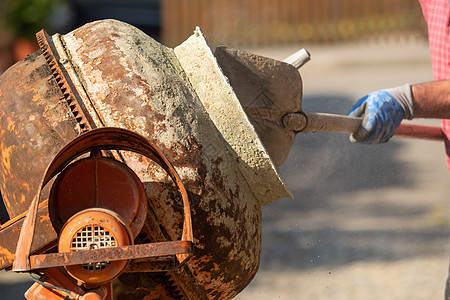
[284,112,444,141]
[394,123,444,140]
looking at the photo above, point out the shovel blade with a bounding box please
[214,46,303,166]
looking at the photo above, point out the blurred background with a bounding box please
[0,1,448,299]
[0,0,428,73]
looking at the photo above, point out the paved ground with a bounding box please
[1,38,449,299]
[236,39,450,299]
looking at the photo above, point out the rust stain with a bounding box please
[0,142,12,174]
[31,94,41,103]
[0,49,78,217]
[0,246,15,264]
[0,203,57,270]
[21,182,30,193]
[39,212,50,223]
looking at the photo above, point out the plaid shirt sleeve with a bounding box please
[418,0,450,171]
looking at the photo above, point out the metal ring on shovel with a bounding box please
[13,127,193,272]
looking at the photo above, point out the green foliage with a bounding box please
[4,0,63,38]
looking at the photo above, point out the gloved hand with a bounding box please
[349,83,414,144]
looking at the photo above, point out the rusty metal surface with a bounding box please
[0,200,57,270]
[114,272,190,299]
[0,50,78,219]
[0,34,96,271]
[13,127,193,274]
[55,20,263,299]
[30,241,193,269]
[36,30,95,133]
[125,257,177,273]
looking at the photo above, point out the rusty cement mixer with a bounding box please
[0,19,443,300]
[0,19,293,299]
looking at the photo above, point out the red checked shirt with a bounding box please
[418,0,450,170]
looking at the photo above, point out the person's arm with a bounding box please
[412,80,450,118]
[348,79,450,144]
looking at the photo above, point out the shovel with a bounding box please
[214,46,444,167]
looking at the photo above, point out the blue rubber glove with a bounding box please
[349,84,414,144]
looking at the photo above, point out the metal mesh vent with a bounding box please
[70,225,116,271]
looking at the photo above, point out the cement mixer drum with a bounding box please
[0,20,291,299]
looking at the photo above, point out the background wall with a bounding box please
[161,0,427,47]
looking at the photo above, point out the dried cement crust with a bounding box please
[174,27,292,206]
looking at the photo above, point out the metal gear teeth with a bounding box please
[158,273,185,299]
[36,29,92,133]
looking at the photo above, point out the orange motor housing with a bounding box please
[49,151,147,284]
[58,208,132,284]
[49,151,147,237]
